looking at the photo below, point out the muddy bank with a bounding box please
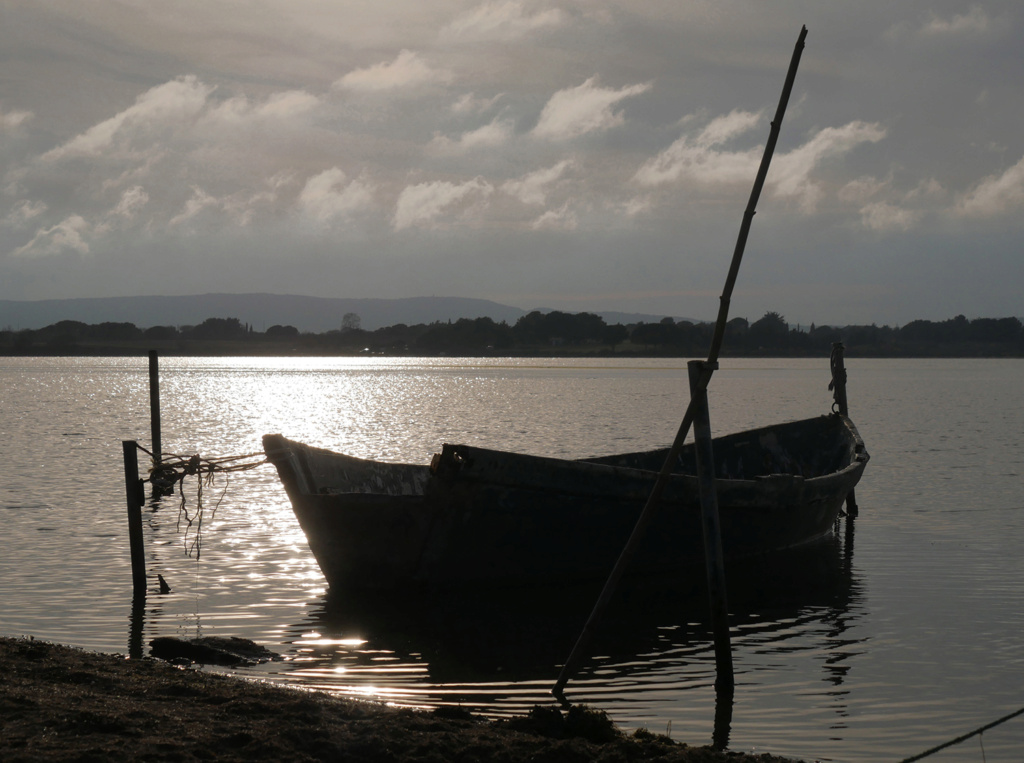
[0,637,798,762]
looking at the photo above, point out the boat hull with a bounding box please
[263,414,868,591]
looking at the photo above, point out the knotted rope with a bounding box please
[137,444,268,560]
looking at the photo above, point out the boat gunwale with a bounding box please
[265,412,868,500]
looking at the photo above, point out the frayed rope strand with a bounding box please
[137,445,268,560]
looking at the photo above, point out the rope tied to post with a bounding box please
[828,342,847,413]
[136,444,268,560]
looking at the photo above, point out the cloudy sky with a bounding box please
[2,1,1022,325]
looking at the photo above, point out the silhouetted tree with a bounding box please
[187,317,247,340]
[143,325,179,340]
[512,310,607,346]
[88,322,142,340]
[748,311,789,349]
[968,317,1021,343]
[416,317,513,352]
[512,311,548,344]
[266,324,300,339]
[602,323,629,350]
[630,321,678,348]
[724,317,749,349]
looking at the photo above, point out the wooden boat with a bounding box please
[263,406,868,591]
[262,32,853,599]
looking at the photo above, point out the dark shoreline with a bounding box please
[1,636,798,762]
[3,345,1024,358]
[4,310,1024,359]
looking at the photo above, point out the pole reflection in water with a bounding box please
[713,683,734,750]
[244,513,861,749]
[128,594,146,660]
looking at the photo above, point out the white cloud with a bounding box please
[456,118,514,148]
[443,0,565,40]
[4,199,47,228]
[859,201,920,232]
[255,90,321,119]
[204,89,320,127]
[771,121,887,211]
[16,76,327,237]
[432,117,515,151]
[1,106,33,130]
[12,215,91,257]
[958,155,1024,217]
[906,178,944,200]
[621,196,651,217]
[502,160,572,205]
[112,185,150,218]
[840,175,943,231]
[922,6,990,36]
[297,168,375,224]
[452,92,504,115]
[532,77,651,140]
[163,182,285,229]
[100,153,165,193]
[42,76,213,161]
[168,187,220,228]
[634,110,763,187]
[636,112,886,214]
[530,201,577,230]
[393,177,493,230]
[696,109,763,148]
[333,50,451,92]
[839,175,889,204]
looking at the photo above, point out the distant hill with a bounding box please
[0,294,528,332]
[0,294,695,333]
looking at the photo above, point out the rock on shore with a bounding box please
[0,637,797,762]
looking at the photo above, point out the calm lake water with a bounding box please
[2,355,1023,761]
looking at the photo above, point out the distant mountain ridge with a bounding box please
[0,294,691,332]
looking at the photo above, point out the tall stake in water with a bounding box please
[149,350,162,465]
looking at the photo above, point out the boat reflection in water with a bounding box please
[262,515,860,749]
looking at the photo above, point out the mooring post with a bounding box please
[830,343,859,516]
[688,360,734,692]
[123,440,147,598]
[148,350,162,465]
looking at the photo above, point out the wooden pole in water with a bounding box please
[148,350,162,465]
[830,342,859,516]
[688,360,734,691]
[123,440,147,598]
[552,25,807,699]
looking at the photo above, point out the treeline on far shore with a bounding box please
[2,311,1023,358]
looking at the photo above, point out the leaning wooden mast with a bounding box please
[553,24,809,698]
